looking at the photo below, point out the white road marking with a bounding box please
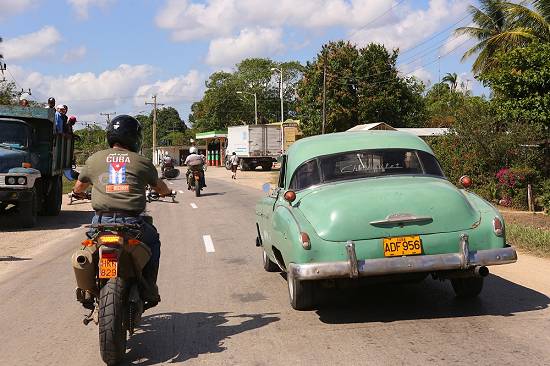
[168,182,174,185]
[203,235,215,253]
[190,203,198,209]
[178,190,184,194]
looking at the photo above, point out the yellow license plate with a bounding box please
[99,258,118,279]
[383,236,422,257]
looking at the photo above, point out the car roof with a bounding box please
[285,130,435,183]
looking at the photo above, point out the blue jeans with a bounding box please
[90,215,161,268]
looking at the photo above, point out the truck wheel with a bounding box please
[288,275,316,311]
[451,277,484,298]
[261,163,272,171]
[99,278,128,366]
[262,249,280,272]
[18,188,38,228]
[43,176,62,216]
[225,159,232,170]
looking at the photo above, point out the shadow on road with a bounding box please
[124,311,279,365]
[199,192,225,197]
[315,274,549,324]
[0,256,31,262]
[0,209,93,232]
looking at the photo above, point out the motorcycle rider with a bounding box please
[185,147,206,189]
[71,115,172,308]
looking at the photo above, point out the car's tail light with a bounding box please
[284,191,296,203]
[299,232,311,250]
[492,217,504,236]
[98,235,124,245]
[459,175,472,188]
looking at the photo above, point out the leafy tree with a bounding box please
[136,107,186,147]
[424,82,480,127]
[189,58,303,131]
[0,81,16,105]
[74,125,108,164]
[479,41,550,176]
[297,41,426,136]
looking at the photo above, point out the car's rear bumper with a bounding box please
[288,234,517,281]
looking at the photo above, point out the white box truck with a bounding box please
[225,125,281,171]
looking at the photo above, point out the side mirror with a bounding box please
[262,183,271,193]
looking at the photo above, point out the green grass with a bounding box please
[62,176,74,194]
[507,223,550,257]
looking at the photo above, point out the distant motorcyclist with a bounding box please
[161,153,174,178]
[185,147,206,189]
[71,115,172,308]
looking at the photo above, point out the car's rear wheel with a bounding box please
[262,249,279,272]
[451,276,484,298]
[288,274,316,310]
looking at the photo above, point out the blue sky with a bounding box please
[0,0,482,127]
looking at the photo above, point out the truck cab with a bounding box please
[0,106,74,227]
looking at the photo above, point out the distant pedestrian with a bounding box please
[19,93,30,107]
[229,152,239,179]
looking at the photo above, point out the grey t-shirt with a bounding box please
[79,148,158,213]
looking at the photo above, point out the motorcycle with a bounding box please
[71,194,175,365]
[187,166,205,197]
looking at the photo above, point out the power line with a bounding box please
[348,0,407,39]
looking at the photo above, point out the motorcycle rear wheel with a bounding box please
[99,278,128,366]
[195,180,201,197]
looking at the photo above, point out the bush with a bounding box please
[538,179,550,214]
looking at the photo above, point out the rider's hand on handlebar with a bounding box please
[71,189,88,200]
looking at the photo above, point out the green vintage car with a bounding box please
[255,131,517,310]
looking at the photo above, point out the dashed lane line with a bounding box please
[203,235,215,253]
[178,190,184,194]
[190,203,198,209]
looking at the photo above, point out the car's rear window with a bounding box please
[289,149,444,190]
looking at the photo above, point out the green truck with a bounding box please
[0,106,74,227]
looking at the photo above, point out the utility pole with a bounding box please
[322,53,327,135]
[145,95,165,165]
[0,37,5,82]
[100,112,116,124]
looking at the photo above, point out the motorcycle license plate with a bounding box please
[383,235,422,257]
[99,257,118,279]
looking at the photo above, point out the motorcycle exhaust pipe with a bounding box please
[71,249,96,291]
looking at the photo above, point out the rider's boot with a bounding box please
[142,263,161,309]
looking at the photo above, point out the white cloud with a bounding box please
[440,30,472,55]
[9,64,203,124]
[0,0,37,21]
[134,70,204,105]
[155,0,397,41]
[350,0,469,50]
[63,46,87,62]
[408,68,433,85]
[10,64,155,116]
[0,26,61,61]
[67,0,115,19]
[206,28,284,67]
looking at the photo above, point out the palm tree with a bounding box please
[505,0,550,42]
[455,0,534,75]
[441,72,458,92]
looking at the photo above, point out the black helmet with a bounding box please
[106,115,143,152]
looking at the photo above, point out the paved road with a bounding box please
[1,173,549,365]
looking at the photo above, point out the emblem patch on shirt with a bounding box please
[106,162,130,193]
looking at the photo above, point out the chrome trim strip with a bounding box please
[370,213,433,226]
[288,246,517,281]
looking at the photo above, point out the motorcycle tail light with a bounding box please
[299,232,311,250]
[128,239,141,246]
[492,217,504,237]
[81,239,94,247]
[98,235,124,245]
